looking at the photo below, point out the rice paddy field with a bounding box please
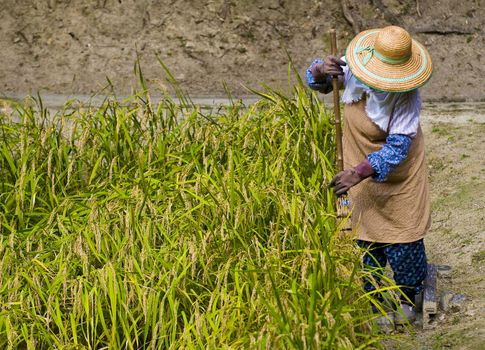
[0,71,403,349]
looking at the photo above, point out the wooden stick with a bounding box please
[329,30,344,173]
[329,30,352,232]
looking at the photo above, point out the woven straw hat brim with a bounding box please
[345,29,433,92]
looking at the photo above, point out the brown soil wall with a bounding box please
[1,0,483,101]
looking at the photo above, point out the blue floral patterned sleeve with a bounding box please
[367,134,412,182]
[306,59,333,93]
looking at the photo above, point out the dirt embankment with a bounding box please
[1,0,483,101]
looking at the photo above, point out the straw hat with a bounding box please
[345,26,432,92]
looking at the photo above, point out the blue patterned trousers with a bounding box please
[357,239,428,303]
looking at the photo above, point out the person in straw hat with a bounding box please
[306,26,433,324]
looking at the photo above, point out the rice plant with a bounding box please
[0,72,395,349]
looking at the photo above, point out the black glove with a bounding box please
[330,160,375,196]
[311,55,347,80]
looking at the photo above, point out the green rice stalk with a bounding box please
[0,64,401,349]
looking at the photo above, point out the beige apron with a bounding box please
[343,99,431,243]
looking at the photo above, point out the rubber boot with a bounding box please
[394,303,416,325]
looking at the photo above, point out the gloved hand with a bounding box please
[330,169,363,195]
[310,55,346,81]
[330,160,375,195]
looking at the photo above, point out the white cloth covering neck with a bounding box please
[340,58,421,138]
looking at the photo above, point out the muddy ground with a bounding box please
[1,0,484,349]
[394,104,485,350]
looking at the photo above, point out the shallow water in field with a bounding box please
[421,102,485,124]
[2,93,485,125]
